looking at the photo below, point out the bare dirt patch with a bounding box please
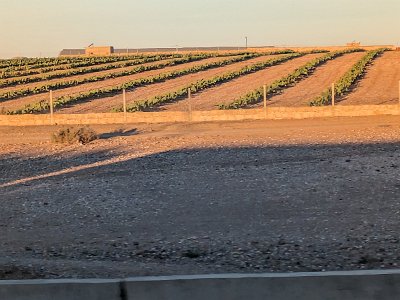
[257,52,365,107]
[339,51,400,105]
[2,116,400,278]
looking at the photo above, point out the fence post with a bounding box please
[49,90,54,125]
[263,84,267,119]
[331,83,335,106]
[188,88,192,122]
[123,89,127,123]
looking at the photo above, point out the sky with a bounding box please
[1,0,399,58]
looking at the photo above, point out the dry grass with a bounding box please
[51,126,98,144]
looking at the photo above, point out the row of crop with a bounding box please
[0,54,181,79]
[0,53,262,102]
[0,56,87,69]
[0,56,125,72]
[1,50,296,100]
[123,53,303,112]
[0,50,292,79]
[7,53,266,114]
[1,50,263,72]
[0,54,205,88]
[309,49,386,106]
[217,49,364,109]
[0,53,174,71]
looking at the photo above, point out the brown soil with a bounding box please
[0,56,236,112]
[56,55,282,114]
[2,116,400,279]
[339,51,400,105]
[161,54,323,111]
[257,52,365,107]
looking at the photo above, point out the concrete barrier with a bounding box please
[0,278,121,300]
[0,105,400,126]
[125,270,400,300]
[2,270,400,300]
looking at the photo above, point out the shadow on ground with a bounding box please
[98,128,138,139]
[1,142,400,278]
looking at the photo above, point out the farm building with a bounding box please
[59,46,114,57]
[346,42,361,47]
[59,49,85,56]
[59,46,249,57]
[85,46,114,56]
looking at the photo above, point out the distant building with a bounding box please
[59,46,114,57]
[59,49,85,56]
[85,46,114,56]
[59,46,249,57]
[346,42,361,47]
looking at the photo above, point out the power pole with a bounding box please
[245,36,248,50]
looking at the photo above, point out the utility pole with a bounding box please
[263,84,267,119]
[188,88,192,122]
[49,90,54,125]
[245,36,248,50]
[123,89,127,123]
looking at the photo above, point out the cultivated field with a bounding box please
[259,52,365,107]
[161,53,323,111]
[339,51,400,105]
[0,47,398,115]
[2,47,400,280]
[57,54,281,114]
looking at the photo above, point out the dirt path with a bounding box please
[339,51,400,105]
[0,58,177,93]
[56,55,282,114]
[2,116,400,279]
[0,56,235,112]
[254,52,365,107]
[161,54,323,111]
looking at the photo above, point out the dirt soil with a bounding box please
[2,115,400,279]
[56,55,281,114]
[339,51,400,105]
[262,52,365,107]
[161,54,323,111]
[0,56,236,112]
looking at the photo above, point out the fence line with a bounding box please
[1,105,400,126]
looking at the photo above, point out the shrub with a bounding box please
[51,126,98,144]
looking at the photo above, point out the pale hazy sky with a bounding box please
[1,0,399,58]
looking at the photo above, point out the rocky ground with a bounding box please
[1,116,400,279]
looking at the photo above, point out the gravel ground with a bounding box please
[1,116,400,279]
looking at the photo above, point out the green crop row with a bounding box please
[0,54,212,88]
[0,53,183,70]
[0,54,182,79]
[218,49,364,109]
[0,55,144,71]
[123,53,303,112]
[0,50,293,78]
[309,48,386,106]
[0,56,87,69]
[0,53,234,101]
[7,53,266,114]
